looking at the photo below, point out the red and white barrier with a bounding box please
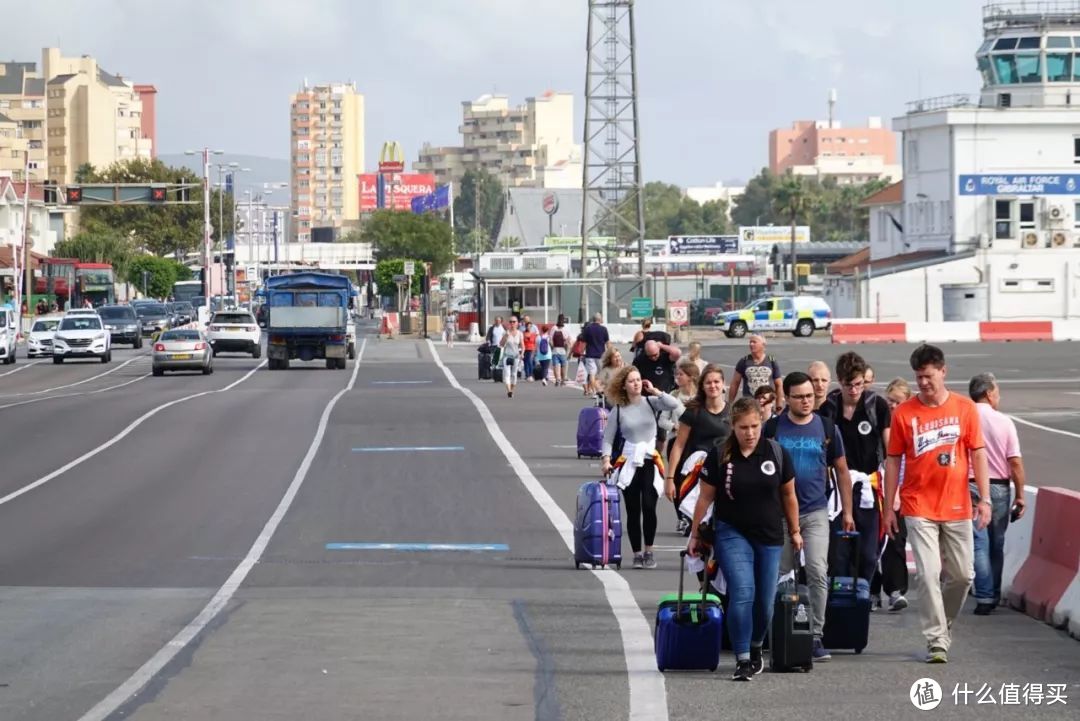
[831,320,1060,344]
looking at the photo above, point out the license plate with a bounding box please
[226,326,241,332]
[172,353,192,360]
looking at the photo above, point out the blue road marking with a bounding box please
[351,445,464,452]
[325,542,509,552]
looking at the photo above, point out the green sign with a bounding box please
[630,297,653,319]
[542,235,616,248]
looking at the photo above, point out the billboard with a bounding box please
[738,225,810,250]
[959,174,1080,195]
[359,173,435,212]
[666,235,739,255]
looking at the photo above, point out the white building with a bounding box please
[685,182,745,215]
[824,3,1080,322]
[415,92,582,189]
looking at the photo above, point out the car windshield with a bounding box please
[174,302,194,312]
[161,330,202,341]
[60,317,103,331]
[98,307,135,320]
[136,304,168,317]
[213,314,253,324]
[32,320,60,332]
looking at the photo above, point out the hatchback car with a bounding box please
[96,305,142,348]
[26,317,61,358]
[207,310,261,358]
[152,328,213,376]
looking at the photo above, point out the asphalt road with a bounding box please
[0,329,1077,720]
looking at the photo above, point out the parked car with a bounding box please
[171,301,195,326]
[1,304,19,364]
[207,310,261,358]
[714,295,832,338]
[689,298,729,326]
[97,305,142,348]
[152,328,213,376]
[53,314,111,363]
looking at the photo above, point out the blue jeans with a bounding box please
[970,481,1012,604]
[523,350,535,377]
[712,520,783,656]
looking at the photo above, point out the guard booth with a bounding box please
[474,270,608,330]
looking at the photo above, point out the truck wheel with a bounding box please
[794,319,814,337]
[337,357,347,369]
[282,358,290,370]
[53,356,63,364]
[729,321,748,338]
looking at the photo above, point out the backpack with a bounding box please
[538,335,550,355]
[552,328,565,348]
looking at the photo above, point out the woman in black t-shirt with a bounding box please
[688,397,803,682]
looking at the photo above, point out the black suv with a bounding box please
[97,305,142,348]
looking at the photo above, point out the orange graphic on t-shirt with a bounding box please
[887,393,985,522]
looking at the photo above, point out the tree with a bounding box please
[374,258,422,299]
[772,173,813,294]
[453,169,504,249]
[53,220,136,279]
[642,182,731,240]
[362,209,456,275]
[126,255,181,298]
[76,158,234,258]
[731,169,778,228]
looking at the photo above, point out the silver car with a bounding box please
[152,328,213,376]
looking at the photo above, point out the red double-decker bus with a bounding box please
[36,258,116,308]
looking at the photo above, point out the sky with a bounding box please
[2,0,989,187]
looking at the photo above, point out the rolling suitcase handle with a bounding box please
[831,530,862,579]
[676,550,708,624]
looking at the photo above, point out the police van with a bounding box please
[0,303,17,364]
[714,295,832,338]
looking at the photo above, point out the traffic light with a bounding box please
[177,185,191,203]
[66,186,82,203]
[448,277,454,292]
[149,186,167,203]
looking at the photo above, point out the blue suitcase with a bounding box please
[655,550,723,671]
[573,481,622,569]
[576,406,607,458]
[823,531,871,653]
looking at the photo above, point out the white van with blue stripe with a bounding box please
[714,295,832,338]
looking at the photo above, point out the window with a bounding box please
[776,298,794,312]
[995,199,1014,239]
[994,54,1019,83]
[1019,201,1036,230]
[907,139,919,171]
[522,256,547,270]
[492,287,509,307]
[1000,278,1055,292]
[1017,53,1042,82]
[1017,36,1041,50]
[490,257,514,270]
[1048,36,1072,49]
[993,37,1018,50]
[1074,137,1080,163]
[1048,53,1072,81]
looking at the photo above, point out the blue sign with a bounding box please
[959,174,1080,195]
[667,235,739,255]
[411,184,450,214]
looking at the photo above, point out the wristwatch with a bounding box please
[978,498,992,507]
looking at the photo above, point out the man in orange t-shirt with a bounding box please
[883,344,991,665]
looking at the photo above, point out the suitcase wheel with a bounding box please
[854,648,863,655]
[574,561,581,570]
[709,666,717,672]
[802,663,813,672]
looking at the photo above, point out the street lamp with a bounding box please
[185,148,224,320]
[216,163,250,301]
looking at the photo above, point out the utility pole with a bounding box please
[185,147,224,320]
[19,150,31,319]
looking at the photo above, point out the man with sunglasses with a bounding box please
[766,371,855,662]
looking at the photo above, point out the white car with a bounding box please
[27,316,62,358]
[0,305,17,365]
[53,314,112,363]
[206,310,261,358]
[346,318,356,359]
[66,308,101,317]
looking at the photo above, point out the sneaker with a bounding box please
[542,379,548,386]
[749,646,764,676]
[507,391,512,398]
[642,551,657,569]
[676,517,691,536]
[632,554,644,569]
[889,592,909,612]
[926,646,948,664]
[973,602,995,616]
[812,638,831,661]
[731,660,753,682]
[871,596,881,613]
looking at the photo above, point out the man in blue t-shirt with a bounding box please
[580,313,610,395]
[766,371,854,662]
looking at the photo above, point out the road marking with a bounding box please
[371,380,432,385]
[1010,414,1080,440]
[75,338,366,721]
[551,444,579,449]
[0,358,266,509]
[325,542,508,552]
[427,339,668,721]
[0,353,146,397]
[946,378,1079,385]
[0,359,45,377]
[0,372,150,411]
[351,445,464,452]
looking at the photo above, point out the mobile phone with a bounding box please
[1010,504,1023,522]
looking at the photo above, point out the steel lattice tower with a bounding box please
[580,0,645,303]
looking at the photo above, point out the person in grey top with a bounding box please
[600,365,681,569]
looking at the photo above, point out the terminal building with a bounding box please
[824,3,1080,322]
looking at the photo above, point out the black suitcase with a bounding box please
[769,559,813,672]
[533,363,545,381]
[478,347,493,380]
[492,366,504,383]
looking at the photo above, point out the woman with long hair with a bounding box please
[595,346,625,406]
[689,397,802,681]
[601,366,681,570]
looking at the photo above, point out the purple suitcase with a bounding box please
[573,481,622,569]
[576,406,607,458]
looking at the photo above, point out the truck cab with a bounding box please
[264,273,350,370]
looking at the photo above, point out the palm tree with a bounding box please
[773,173,812,295]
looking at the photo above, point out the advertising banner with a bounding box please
[958,174,1080,195]
[360,173,436,212]
[667,235,739,255]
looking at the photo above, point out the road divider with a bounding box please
[832,320,1063,344]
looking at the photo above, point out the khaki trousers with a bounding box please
[906,516,974,651]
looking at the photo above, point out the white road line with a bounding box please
[427,339,668,721]
[0,358,266,508]
[0,372,151,411]
[1010,414,1080,441]
[75,338,366,721]
[0,353,147,397]
[0,359,45,377]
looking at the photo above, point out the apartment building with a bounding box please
[289,81,365,242]
[415,91,582,189]
[769,118,900,185]
[0,61,46,180]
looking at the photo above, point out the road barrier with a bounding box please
[831,320,1062,343]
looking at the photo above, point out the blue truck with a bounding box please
[264,272,351,370]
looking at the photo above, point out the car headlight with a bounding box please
[95,333,106,341]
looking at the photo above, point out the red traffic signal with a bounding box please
[66,186,82,203]
[149,186,167,202]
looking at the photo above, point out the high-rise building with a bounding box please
[289,81,365,243]
[414,91,582,189]
[769,117,900,185]
[0,61,46,181]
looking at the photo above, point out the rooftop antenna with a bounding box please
[828,88,837,128]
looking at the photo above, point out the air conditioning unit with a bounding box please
[1021,230,1041,248]
[1046,203,1067,225]
[1052,230,1071,247]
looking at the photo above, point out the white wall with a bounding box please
[869,202,906,260]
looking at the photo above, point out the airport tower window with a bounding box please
[995,199,1014,240]
[1075,53,1080,81]
[993,55,1018,84]
[1017,53,1042,82]
[1047,36,1072,49]
[1048,53,1073,82]
[1018,201,1036,230]
[993,37,1018,50]
[1074,137,1080,163]
[1016,36,1041,50]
